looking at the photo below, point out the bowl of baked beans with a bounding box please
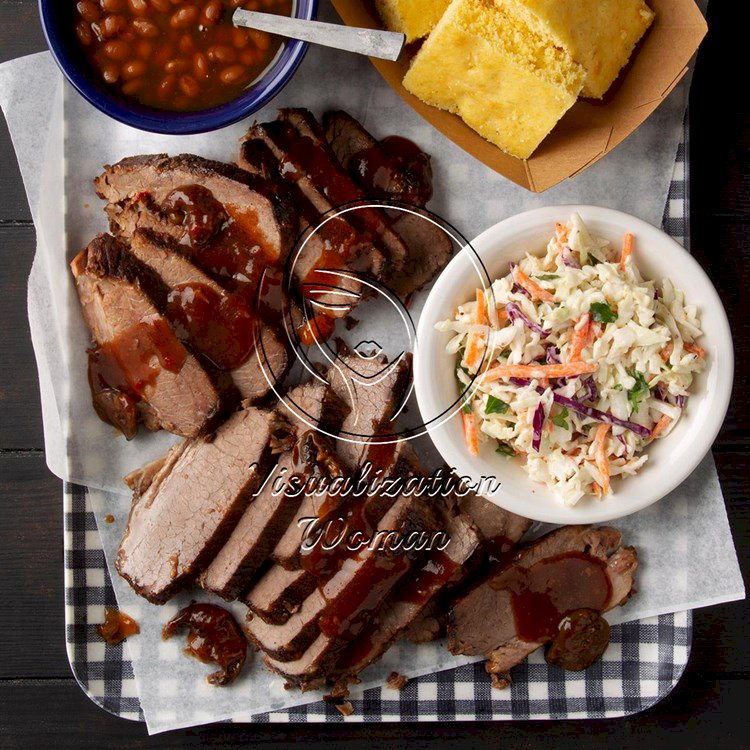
[39,0,317,134]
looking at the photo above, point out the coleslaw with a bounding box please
[436,214,707,506]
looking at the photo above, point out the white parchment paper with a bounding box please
[0,0,742,734]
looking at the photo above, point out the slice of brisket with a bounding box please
[253,492,438,687]
[71,234,220,438]
[95,153,297,263]
[447,526,638,677]
[239,129,385,319]
[456,489,532,554]
[322,110,433,207]
[199,383,348,601]
[278,109,409,272]
[326,500,482,682]
[327,349,412,470]
[116,407,275,604]
[387,212,453,298]
[128,228,289,405]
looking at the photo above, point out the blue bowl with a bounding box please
[38,0,317,135]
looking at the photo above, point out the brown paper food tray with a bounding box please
[330,0,706,193]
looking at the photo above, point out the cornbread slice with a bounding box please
[497,0,655,98]
[403,0,585,159]
[376,0,452,43]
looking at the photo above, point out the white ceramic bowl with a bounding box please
[414,206,733,524]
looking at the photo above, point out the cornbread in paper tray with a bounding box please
[403,0,654,159]
[403,0,586,159]
[375,0,451,42]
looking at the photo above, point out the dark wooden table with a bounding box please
[0,1,747,746]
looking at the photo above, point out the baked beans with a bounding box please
[73,0,292,111]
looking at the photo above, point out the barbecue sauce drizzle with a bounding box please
[97,607,140,646]
[162,603,247,686]
[492,552,612,643]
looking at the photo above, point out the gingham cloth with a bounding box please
[62,124,693,724]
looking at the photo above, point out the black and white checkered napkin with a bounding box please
[62,128,693,724]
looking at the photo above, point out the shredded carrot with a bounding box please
[463,335,481,372]
[619,233,634,271]
[569,314,592,362]
[684,342,706,358]
[650,414,672,440]
[483,361,597,383]
[590,482,604,500]
[512,265,555,303]
[475,288,488,326]
[555,222,569,245]
[462,411,479,457]
[660,341,674,361]
[463,289,489,371]
[593,423,611,494]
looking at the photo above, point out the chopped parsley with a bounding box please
[485,395,509,415]
[551,407,570,430]
[496,442,515,457]
[536,274,560,281]
[462,399,473,414]
[628,370,650,413]
[589,301,618,324]
[614,383,623,391]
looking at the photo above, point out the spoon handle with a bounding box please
[232,9,405,62]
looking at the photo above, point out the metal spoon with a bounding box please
[232,9,405,62]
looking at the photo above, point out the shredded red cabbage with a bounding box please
[561,248,581,269]
[546,346,561,364]
[654,383,668,401]
[510,377,531,387]
[676,395,687,408]
[532,401,545,451]
[551,394,651,437]
[509,263,532,299]
[506,302,550,338]
[581,376,598,402]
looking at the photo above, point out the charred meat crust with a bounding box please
[95,153,298,261]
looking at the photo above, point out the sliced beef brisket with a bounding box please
[447,526,637,677]
[95,153,297,262]
[116,407,276,604]
[128,228,289,405]
[200,383,348,601]
[327,349,412,470]
[71,234,220,438]
[253,492,438,688]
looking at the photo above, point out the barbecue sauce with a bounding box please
[494,552,612,643]
[161,187,276,304]
[97,607,140,646]
[349,136,433,206]
[162,603,247,686]
[166,283,255,371]
[398,551,460,604]
[317,553,410,639]
[87,317,187,436]
[163,185,227,246]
